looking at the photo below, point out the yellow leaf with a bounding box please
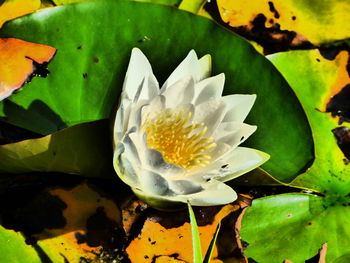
[216,0,350,44]
[0,0,41,28]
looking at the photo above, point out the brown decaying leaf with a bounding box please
[215,0,349,48]
[122,199,148,234]
[323,51,350,110]
[125,195,251,263]
[35,182,122,263]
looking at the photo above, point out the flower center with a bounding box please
[143,109,216,170]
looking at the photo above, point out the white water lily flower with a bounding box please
[113,48,269,209]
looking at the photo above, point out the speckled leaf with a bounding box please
[0,120,113,177]
[0,38,56,101]
[240,193,350,263]
[215,0,350,46]
[268,48,350,194]
[0,0,313,180]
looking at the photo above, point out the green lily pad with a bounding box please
[0,0,313,179]
[0,120,113,177]
[0,225,41,263]
[241,193,350,263]
[240,49,350,263]
[268,49,350,194]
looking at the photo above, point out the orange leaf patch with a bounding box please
[0,38,56,100]
[125,196,251,263]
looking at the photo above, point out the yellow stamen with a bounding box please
[143,109,216,170]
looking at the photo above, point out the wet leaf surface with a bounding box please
[0,38,56,101]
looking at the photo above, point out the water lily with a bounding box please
[113,48,269,209]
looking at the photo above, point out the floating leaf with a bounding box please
[215,0,350,46]
[0,1,313,179]
[240,48,350,262]
[241,193,350,263]
[0,38,56,101]
[268,49,350,194]
[0,120,113,178]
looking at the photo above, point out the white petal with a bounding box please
[127,100,149,130]
[222,95,256,123]
[188,147,270,183]
[143,148,185,176]
[198,54,212,80]
[118,154,140,187]
[184,180,237,206]
[161,50,199,91]
[212,122,257,147]
[193,73,225,105]
[113,141,140,188]
[192,99,227,136]
[139,170,174,196]
[121,128,141,167]
[133,74,159,103]
[114,102,126,142]
[161,76,195,108]
[134,179,237,206]
[123,48,154,101]
[207,142,232,162]
[141,95,166,121]
[168,180,203,195]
